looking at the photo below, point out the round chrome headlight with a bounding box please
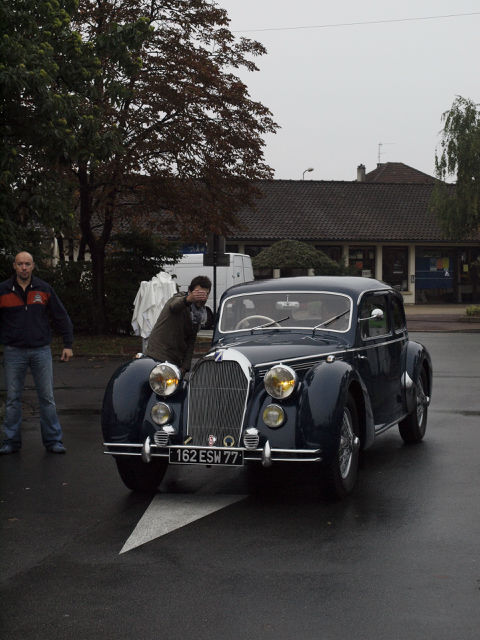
[264,364,297,400]
[263,404,285,428]
[151,402,172,425]
[149,362,181,396]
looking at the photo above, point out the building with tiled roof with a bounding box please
[228,180,447,243]
[360,162,437,184]
[55,162,479,305]
[223,165,480,304]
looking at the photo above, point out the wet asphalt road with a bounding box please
[1,333,480,640]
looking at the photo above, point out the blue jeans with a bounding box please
[2,345,64,449]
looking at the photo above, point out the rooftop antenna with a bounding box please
[378,142,395,163]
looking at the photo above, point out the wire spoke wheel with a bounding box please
[320,393,360,499]
[399,368,428,444]
[339,406,356,480]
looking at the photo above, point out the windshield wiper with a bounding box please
[313,309,350,333]
[251,316,290,331]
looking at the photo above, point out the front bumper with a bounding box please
[103,439,322,467]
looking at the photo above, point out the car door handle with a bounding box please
[356,354,368,360]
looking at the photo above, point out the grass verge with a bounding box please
[0,333,213,358]
[52,334,143,356]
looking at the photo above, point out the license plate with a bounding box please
[169,447,244,466]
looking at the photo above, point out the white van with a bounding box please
[163,253,254,310]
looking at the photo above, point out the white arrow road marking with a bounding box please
[120,494,247,554]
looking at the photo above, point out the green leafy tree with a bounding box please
[0,0,93,253]
[253,240,347,275]
[433,96,480,239]
[62,0,277,332]
[2,1,276,334]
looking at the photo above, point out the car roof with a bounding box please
[222,276,392,299]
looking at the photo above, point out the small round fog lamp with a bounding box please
[151,402,172,425]
[263,403,285,428]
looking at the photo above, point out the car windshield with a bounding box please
[219,291,352,333]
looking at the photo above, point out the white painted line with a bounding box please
[120,494,246,554]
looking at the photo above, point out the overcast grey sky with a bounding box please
[217,0,480,181]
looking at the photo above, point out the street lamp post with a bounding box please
[302,167,314,180]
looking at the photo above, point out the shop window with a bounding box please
[415,247,455,303]
[349,247,375,278]
[244,245,269,257]
[459,249,480,303]
[254,267,273,280]
[315,245,343,263]
[383,246,408,291]
[281,267,309,277]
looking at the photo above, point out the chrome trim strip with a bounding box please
[104,451,142,456]
[254,336,407,370]
[201,347,254,380]
[103,442,142,448]
[246,456,322,463]
[374,417,407,435]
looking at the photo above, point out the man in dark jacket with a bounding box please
[0,251,73,454]
[146,275,211,373]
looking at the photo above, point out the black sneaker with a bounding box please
[0,444,19,455]
[47,443,66,454]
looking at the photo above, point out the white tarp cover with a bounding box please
[131,272,177,339]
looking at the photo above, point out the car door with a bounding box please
[355,291,404,429]
[388,292,409,418]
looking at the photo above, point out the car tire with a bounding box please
[115,456,168,492]
[320,393,360,499]
[399,368,428,444]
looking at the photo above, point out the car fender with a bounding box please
[101,357,156,443]
[298,359,374,459]
[404,341,433,413]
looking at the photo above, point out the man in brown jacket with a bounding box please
[146,275,211,373]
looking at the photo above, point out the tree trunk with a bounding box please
[77,165,116,333]
[56,235,65,262]
[90,244,106,333]
[78,166,105,333]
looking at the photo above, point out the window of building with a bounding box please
[254,267,273,280]
[459,248,480,303]
[415,247,455,303]
[382,246,408,291]
[349,247,375,278]
[244,245,269,257]
[280,267,309,277]
[315,245,343,263]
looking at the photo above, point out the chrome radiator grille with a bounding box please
[187,359,249,446]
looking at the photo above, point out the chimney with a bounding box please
[356,164,366,182]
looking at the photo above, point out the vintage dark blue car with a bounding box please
[102,276,432,498]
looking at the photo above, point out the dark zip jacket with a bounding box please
[146,292,198,371]
[0,276,73,349]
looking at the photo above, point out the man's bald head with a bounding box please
[13,252,35,287]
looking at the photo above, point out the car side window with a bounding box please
[391,295,406,332]
[360,294,389,339]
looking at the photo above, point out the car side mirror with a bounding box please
[359,308,384,322]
